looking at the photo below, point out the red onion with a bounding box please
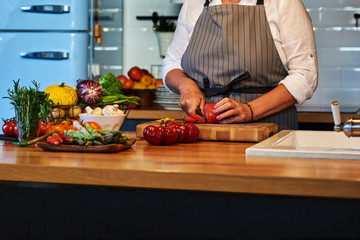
[76,80,103,104]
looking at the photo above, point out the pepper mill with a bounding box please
[331,101,360,137]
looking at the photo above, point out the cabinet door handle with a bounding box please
[20,51,69,60]
[20,5,70,14]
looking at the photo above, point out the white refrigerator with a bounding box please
[0,0,90,127]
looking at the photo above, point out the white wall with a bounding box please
[300,0,360,112]
[123,0,181,76]
[123,0,360,113]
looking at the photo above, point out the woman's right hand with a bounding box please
[164,69,205,115]
[179,81,205,115]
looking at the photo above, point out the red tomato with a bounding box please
[127,66,143,81]
[84,121,101,130]
[166,121,187,143]
[204,103,219,124]
[2,122,16,137]
[166,120,199,143]
[13,124,18,136]
[183,123,199,143]
[143,125,178,145]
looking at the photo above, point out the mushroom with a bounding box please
[68,105,82,118]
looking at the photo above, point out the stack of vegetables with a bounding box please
[76,72,141,106]
[41,72,140,122]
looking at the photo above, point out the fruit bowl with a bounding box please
[79,113,126,131]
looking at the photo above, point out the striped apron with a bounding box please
[181,0,298,130]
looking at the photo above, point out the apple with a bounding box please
[141,68,150,75]
[116,74,128,84]
[128,66,143,81]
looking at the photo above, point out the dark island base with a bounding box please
[0,182,359,239]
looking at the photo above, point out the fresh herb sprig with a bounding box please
[3,79,53,141]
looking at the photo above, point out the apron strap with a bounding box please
[204,0,211,7]
[205,0,262,7]
[200,71,275,97]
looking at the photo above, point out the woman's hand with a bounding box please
[179,82,205,115]
[164,69,205,115]
[214,98,252,124]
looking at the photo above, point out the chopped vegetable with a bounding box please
[51,133,63,143]
[47,136,60,145]
[58,132,74,144]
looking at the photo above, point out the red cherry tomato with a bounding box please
[143,125,178,145]
[2,122,16,137]
[204,103,219,124]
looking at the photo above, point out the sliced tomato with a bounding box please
[184,116,198,123]
[189,112,206,123]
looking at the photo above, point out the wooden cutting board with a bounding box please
[136,121,277,142]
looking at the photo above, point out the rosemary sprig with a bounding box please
[3,79,53,141]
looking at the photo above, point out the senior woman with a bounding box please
[162,0,318,130]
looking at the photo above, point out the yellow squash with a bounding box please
[44,83,78,105]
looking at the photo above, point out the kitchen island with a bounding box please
[0,132,360,239]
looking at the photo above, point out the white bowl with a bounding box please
[79,113,126,131]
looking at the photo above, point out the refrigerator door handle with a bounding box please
[20,5,70,14]
[20,51,69,60]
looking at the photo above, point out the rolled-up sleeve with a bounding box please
[276,0,318,105]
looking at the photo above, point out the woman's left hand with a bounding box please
[213,98,252,124]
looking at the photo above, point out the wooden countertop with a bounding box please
[1,132,360,200]
[127,106,360,123]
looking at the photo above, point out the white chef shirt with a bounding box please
[162,0,318,105]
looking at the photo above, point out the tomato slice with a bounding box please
[184,116,198,123]
[189,112,206,123]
